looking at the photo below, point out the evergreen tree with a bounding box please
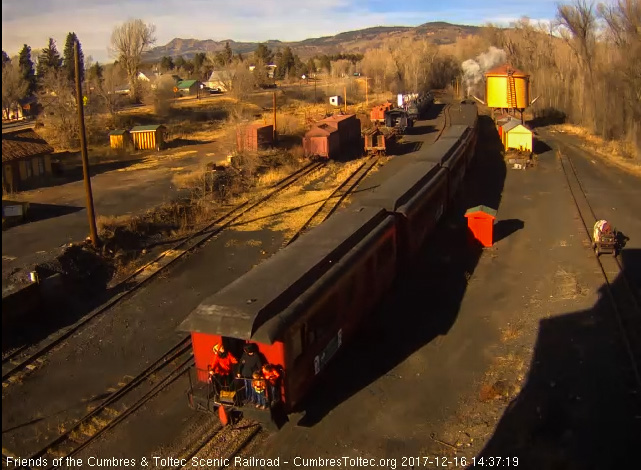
[223,42,233,64]
[292,54,304,78]
[18,44,37,95]
[160,56,174,71]
[63,32,84,84]
[307,58,316,75]
[275,47,295,79]
[174,55,186,71]
[193,52,206,75]
[319,55,332,74]
[87,61,103,85]
[37,37,63,77]
[2,50,10,68]
[254,44,273,64]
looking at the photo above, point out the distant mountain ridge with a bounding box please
[144,22,480,61]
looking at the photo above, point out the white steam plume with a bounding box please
[461,46,507,97]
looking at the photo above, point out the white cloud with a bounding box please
[2,0,559,62]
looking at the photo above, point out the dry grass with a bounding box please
[232,158,370,237]
[553,123,641,176]
[478,352,527,403]
[255,166,294,187]
[500,324,523,342]
[96,214,138,236]
[172,168,207,190]
[552,267,585,301]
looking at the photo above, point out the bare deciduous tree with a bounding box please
[110,19,156,102]
[142,74,175,116]
[2,58,28,119]
[37,68,79,148]
[230,60,256,100]
[557,1,598,129]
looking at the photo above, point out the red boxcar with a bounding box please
[237,124,274,152]
[302,123,340,159]
[319,114,361,150]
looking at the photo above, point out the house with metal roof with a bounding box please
[205,71,229,92]
[2,129,55,193]
[176,79,202,96]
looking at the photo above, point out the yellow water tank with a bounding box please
[485,65,530,109]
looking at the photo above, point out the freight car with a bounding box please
[384,109,413,134]
[363,127,396,156]
[406,91,434,120]
[179,101,478,429]
[303,114,362,160]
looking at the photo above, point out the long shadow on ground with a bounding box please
[295,115,508,424]
[474,249,641,469]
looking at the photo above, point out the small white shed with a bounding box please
[329,96,343,107]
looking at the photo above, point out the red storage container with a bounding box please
[465,205,497,247]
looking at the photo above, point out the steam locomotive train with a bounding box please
[179,101,478,428]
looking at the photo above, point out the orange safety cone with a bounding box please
[218,405,229,426]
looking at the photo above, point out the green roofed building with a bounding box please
[176,80,202,96]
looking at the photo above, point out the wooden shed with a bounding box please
[109,129,131,149]
[130,125,167,151]
[502,121,532,153]
[303,124,340,159]
[236,124,274,152]
[2,129,54,194]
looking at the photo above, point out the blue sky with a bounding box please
[2,0,564,62]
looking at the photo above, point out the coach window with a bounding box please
[291,325,304,363]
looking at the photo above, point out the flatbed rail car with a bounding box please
[179,206,397,426]
[363,127,396,156]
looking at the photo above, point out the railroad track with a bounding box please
[558,148,641,391]
[2,161,324,386]
[176,420,262,470]
[285,156,382,247]
[19,339,193,470]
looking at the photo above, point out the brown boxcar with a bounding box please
[236,124,274,152]
[319,114,361,150]
[303,123,340,159]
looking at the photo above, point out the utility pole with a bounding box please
[272,91,277,142]
[75,41,99,247]
[365,77,371,107]
[344,86,347,113]
[314,74,317,103]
